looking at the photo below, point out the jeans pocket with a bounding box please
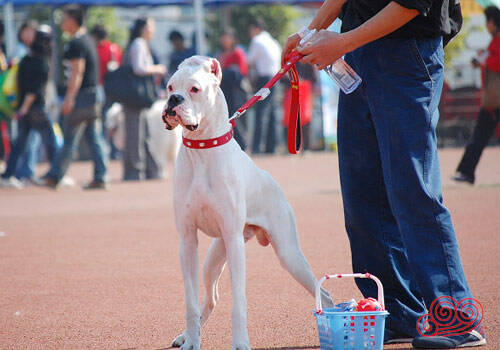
[408,38,434,89]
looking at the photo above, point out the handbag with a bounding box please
[482,68,500,109]
[104,65,155,109]
[67,88,101,126]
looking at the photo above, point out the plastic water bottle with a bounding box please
[300,29,362,94]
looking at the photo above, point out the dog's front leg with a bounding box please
[179,229,201,350]
[224,234,251,350]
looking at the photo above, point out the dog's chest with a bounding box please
[180,174,227,237]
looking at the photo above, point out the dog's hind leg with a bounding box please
[200,238,226,326]
[173,238,227,348]
[269,205,334,308]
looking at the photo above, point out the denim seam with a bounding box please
[409,39,434,92]
[412,39,455,299]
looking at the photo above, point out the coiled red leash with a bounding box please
[230,50,304,154]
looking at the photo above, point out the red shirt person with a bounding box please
[218,28,248,76]
[91,25,123,84]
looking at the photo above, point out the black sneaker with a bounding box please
[452,172,475,185]
[83,180,107,190]
[39,177,59,189]
[384,328,413,344]
[412,326,486,349]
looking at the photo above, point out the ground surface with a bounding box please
[1,147,499,350]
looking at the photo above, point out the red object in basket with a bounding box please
[355,297,383,311]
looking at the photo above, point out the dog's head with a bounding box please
[162,56,223,131]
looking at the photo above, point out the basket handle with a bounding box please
[315,273,385,314]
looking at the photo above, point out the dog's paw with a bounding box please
[178,336,200,350]
[232,342,251,350]
[172,332,186,347]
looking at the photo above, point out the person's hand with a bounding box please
[14,111,25,120]
[471,58,481,68]
[18,106,29,117]
[281,33,301,66]
[61,96,75,116]
[297,30,352,70]
[155,64,167,76]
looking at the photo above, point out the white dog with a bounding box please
[164,56,333,350]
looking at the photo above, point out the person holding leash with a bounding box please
[282,1,486,348]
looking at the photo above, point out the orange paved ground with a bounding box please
[1,147,499,350]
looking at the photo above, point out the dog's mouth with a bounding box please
[185,124,198,131]
[165,107,177,117]
[162,108,199,131]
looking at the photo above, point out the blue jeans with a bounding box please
[2,116,59,179]
[15,130,41,179]
[47,116,107,182]
[252,75,277,154]
[337,37,474,336]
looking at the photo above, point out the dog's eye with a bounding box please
[168,85,173,92]
[190,87,200,93]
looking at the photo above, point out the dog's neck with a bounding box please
[182,88,232,141]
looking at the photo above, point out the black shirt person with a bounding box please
[43,5,107,190]
[282,1,485,348]
[1,30,60,189]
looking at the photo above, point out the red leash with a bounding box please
[230,50,304,154]
[164,51,304,153]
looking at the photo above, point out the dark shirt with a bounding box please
[168,48,195,76]
[340,0,462,45]
[17,55,49,108]
[64,33,98,90]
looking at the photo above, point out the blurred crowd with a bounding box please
[1,4,497,191]
[0,5,321,191]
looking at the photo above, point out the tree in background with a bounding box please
[208,5,300,52]
[86,7,128,48]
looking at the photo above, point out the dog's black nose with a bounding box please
[168,94,185,108]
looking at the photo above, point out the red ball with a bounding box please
[355,297,383,311]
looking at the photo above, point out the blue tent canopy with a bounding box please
[1,0,321,57]
[0,0,322,4]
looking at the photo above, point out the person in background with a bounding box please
[42,5,107,190]
[90,24,123,160]
[122,17,166,181]
[0,21,8,170]
[12,20,42,183]
[13,21,37,61]
[218,27,248,150]
[1,30,59,189]
[247,19,281,154]
[168,30,194,77]
[454,6,500,185]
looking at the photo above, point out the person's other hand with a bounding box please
[155,64,167,76]
[281,33,301,66]
[61,97,75,116]
[297,30,350,70]
[18,106,29,117]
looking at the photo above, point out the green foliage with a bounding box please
[86,7,128,48]
[24,5,52,24]
[208,4,300,52]
[444,18,470,67]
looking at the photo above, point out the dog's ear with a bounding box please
[208,58,222,84]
